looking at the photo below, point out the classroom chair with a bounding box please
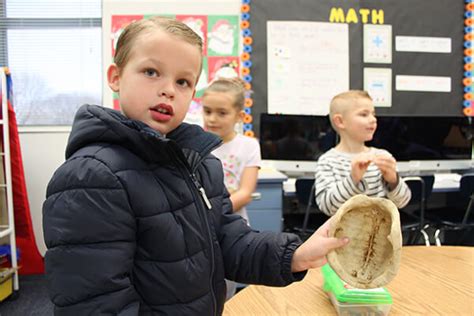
[293,178,329,237]
[429,173,474,246]
[399,176,435,246]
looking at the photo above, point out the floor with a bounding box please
[0,274,53,316]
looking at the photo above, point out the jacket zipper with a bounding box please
[173,151,217,316]
[192,175,212,210]
[189,172,217,316]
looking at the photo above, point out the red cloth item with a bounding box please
[1,99,44,274]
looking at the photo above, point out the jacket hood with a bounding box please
[66,104,221,164]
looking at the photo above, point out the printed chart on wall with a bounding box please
[267,21,349,115]
[110,14,240,126]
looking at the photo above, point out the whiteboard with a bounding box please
[267,21,349,115]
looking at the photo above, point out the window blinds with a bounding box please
[0,0,102,125]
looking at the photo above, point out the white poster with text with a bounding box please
[267,21,349,115]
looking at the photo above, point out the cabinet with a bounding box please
[247,170,287,232]
[0,67,19,294]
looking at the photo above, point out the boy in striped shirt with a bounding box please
[315,90,411,216]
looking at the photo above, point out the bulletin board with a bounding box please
[247,0,466,136]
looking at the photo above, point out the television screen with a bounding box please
[367,116,473,161]
[260,114,337,161]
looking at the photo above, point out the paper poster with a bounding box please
[364,68,392,107]
[183,99,204,127]
[395,36,451,53]
[364,24,392,64]
[267,21,349,115]
[208,56,239,82]
[111,15,144,57]
[207,15,239,56]
[194,57,209,98]
[395,75,451,92]
[177,15,208,55]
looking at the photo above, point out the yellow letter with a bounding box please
[346,8,358,24]
[329,7,345,23]
[359,9,370,24]
[372,9,384,24]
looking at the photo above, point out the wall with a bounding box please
[19,130,69,255]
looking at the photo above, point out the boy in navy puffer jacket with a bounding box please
[43,16,349,315]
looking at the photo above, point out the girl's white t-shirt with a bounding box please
[212,133,261,222]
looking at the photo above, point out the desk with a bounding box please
[223,246,474,315]
[283,173,463,196]
[247,169,288,232]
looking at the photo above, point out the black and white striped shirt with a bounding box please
[314,148,411,216]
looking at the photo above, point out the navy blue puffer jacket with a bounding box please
[43,104,304,315]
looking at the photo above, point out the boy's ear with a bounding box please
[107,64,120,92]
[333,114,344,129]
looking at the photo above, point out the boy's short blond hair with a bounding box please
[114,16,203,74]
[329,90,372,131]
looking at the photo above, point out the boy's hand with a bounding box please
[351,153,373,184]
[291,218,349,272]
[373,154,398,188]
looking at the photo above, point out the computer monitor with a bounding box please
[260,114,473,175]
[259,113,337,175]
[367,116,473,173]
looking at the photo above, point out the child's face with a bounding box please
[340,98,377,143]
[202,91,243,142]
[107,29,202,135]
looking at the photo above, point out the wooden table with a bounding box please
[223,246,474,315]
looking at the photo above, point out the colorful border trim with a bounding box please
[240,0,255,136]
[464,0,474,116]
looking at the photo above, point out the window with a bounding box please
[0,0,102,126]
